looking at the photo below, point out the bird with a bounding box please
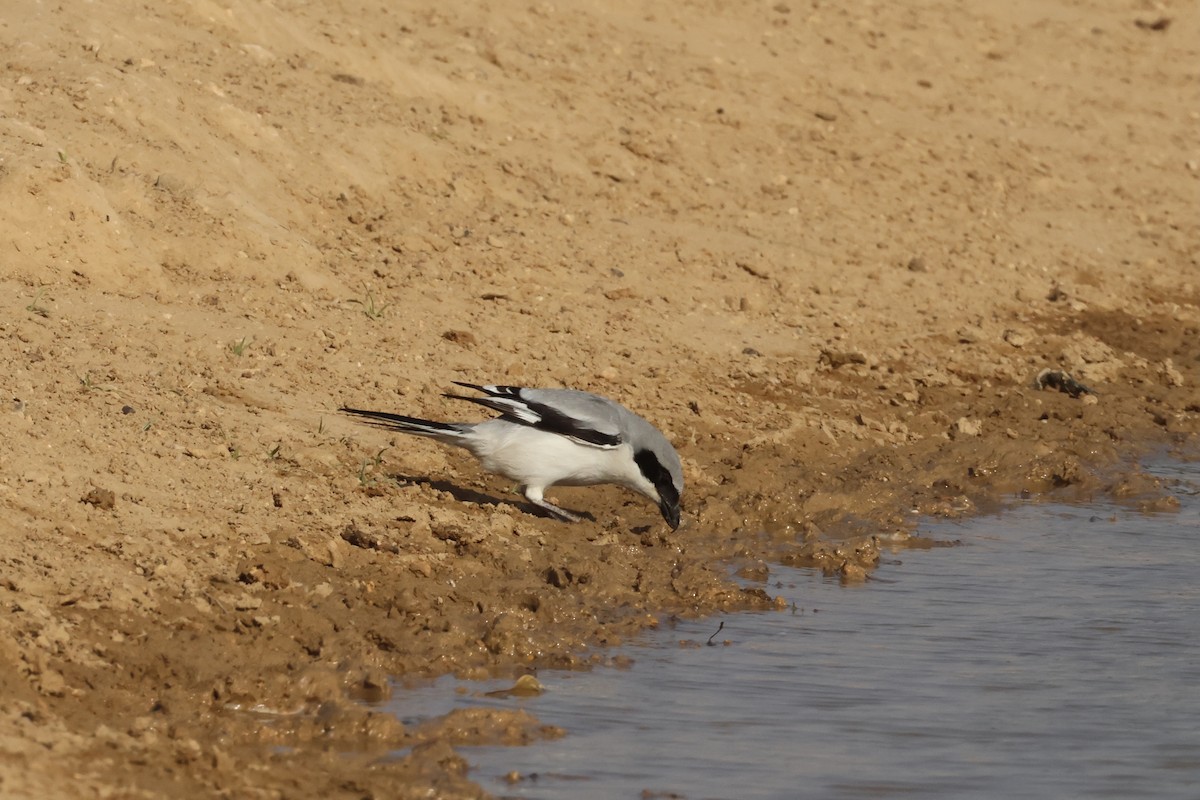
[340,382,683,529]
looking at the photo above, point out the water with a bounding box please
[386,460,1200,799]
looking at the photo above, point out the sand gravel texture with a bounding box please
[2,0,1197,796]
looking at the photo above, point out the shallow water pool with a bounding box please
[386,460,1200,799]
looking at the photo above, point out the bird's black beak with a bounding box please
[660,499,681,531]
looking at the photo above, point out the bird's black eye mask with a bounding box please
[634,449,680,509]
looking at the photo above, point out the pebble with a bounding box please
[1002,328,1030,348]
[442,329,477,347]
[233,595,262,611]
[953,417,982,437]
[956,325,984,344]
[154,173,187,195]
[38,669,67,696]
[1159,359,1184,387]
[819,348,867,369]
[82,487,116,510]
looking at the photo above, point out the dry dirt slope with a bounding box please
[2,0,1198,797]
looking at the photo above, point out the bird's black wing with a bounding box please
[446,382,624,448]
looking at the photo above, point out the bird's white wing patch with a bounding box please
[480,395,543,425]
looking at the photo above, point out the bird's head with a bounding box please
[634,444,683,530]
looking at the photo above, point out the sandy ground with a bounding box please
[2,0,1197,796]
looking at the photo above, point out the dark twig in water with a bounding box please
[706,621,724,646]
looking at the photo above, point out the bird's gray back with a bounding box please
[528,389,684,492]
[517,388,627,440]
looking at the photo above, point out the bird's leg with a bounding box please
[521,485,582,523]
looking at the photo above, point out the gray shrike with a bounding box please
[341,382,684,529]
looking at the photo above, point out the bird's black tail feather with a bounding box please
[340,407,468,440]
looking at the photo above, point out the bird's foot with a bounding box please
[520,486,583,522]
[530,497,583,523]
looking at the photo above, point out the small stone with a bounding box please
[1134,17,1171,31]
[1159,359,1184,387]
[855,413,885,431]
[442,329,477,347]
[956,326,984,344]
[735,563,769,582]
[484,675,545,699]
[1002,329,1030,348]
[392,234,432,254]
[129,717,155,737]
[839,562,868,583]
[154,173,187,195]
[509,675,544,696]
[82,488,116,510]
[819,349,867,369]
[953,417,982,437]
[325,539,346,568]
[233,595,262,611]
[407,558,433,579]
[38,670,67,696]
